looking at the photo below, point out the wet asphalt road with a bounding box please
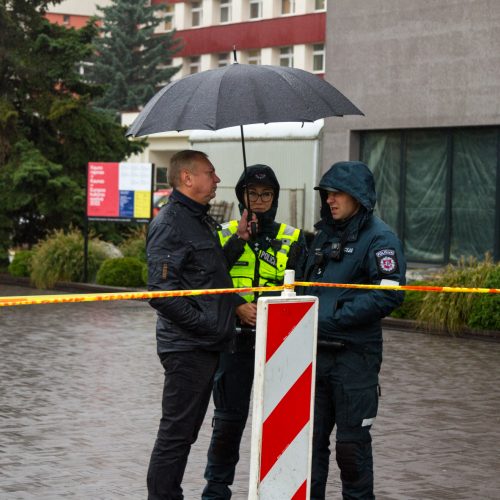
[1,284,500,499]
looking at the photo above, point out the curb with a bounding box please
[0,273,142,294]
[382,317,500,342]
[2,273,499,341]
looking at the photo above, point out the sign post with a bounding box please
[249,271,318,499]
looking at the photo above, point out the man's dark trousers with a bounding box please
[147,350,219,500]
[202,350,254,500]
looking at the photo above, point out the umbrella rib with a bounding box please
[175,74,218,131]
[213,64,232,129]
[127,82,173,136]
[268,66,362,119]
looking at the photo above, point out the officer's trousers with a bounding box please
[202,350,255,500]
[311,348,381,500]
[147,350,219,500]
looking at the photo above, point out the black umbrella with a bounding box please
[127,62,362,135]
[126,61,363,227]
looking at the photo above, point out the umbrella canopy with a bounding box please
[126,63,363,137]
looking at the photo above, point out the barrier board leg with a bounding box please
[248,291,318,499]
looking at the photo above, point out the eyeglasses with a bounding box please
[247,190,274,202]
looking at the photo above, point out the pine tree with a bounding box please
[90,0,181,114]
[0,0,144,257]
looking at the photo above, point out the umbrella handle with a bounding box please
[240,124,256,240]
[250,220,257,238]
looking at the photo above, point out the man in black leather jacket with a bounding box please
[146,150,252,500]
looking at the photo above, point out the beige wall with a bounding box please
[322,0,500,169]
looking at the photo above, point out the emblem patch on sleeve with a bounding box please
[375,249,398,275]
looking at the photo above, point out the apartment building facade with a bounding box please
[156,0,326,78]
[46,0,326,78]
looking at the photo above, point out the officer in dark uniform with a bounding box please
[202,164,307,500]
[304,161,406,499]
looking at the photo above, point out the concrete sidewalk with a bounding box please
[1,284,499,499]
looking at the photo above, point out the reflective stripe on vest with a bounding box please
[218,220,301,302]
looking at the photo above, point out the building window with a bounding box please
[164,4,174,31]
[281,0,295,15]
[191,1,202,27]
[249,0,262,19]
[279,46,294,67]
[218,52,231,67]
[360,127,500,263]
[315,0,326,10]
[312,43,325,73]
[189,56,200,74]
[63,14,70,25]
[220,0,231,23]
[248,49,261,65]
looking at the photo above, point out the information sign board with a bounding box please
[87,162,153,221]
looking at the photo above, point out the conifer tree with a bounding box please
[0,0,144,257]
[90,0,181,114]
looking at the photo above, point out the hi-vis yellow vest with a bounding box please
[218,220,301,302]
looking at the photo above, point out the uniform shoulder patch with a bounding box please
[375,248,399,275]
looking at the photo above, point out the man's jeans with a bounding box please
[147,350,219,500]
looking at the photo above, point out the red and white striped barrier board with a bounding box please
[248,294,318,499]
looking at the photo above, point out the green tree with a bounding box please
[0,0,144,259]
[89,0,181,114]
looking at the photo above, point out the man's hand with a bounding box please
[236,302,257,326]
[236,209,258,241]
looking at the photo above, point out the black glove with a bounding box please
[286,241,301,270]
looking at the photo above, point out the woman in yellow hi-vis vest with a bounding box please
[203,164,307,500]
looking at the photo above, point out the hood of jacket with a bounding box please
[235,164,280,229]
[315,161,376,223]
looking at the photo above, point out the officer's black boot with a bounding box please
[202,417,246,500]
[336,441,375,500]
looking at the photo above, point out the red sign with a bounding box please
[87,162,153,220]
[87,162,119,217]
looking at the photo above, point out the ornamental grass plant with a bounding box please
[416,255,498,334]
[30,228,109,289]
[118,226,147,262]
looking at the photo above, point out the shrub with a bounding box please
[416,256,495,334]
[142,262,148,286]
[8,250,33,277]
[96,257,146,287]
[390,280,430,320]
[467,265,500,331]
[30,229,109,288]
[119,227,147,262]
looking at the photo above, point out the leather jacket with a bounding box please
[147,189,244,354]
